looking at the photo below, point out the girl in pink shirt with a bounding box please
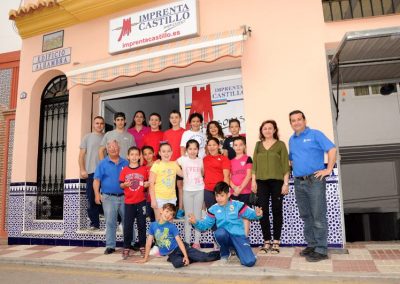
[229,136,253,235]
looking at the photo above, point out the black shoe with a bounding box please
[104,247,116,255]
[299,247,315,257]
[129,244,140,251]
[306,251,328,262]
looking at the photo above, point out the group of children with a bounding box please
[118,110,262,267]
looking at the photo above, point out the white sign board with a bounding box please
[184,78,246,135]
[32,47,71,72]
[109,0,198,54]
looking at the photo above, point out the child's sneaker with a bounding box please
[216,257,229,266]
[139,247,146,258]
[149,245,160,257]
[175,209,185,219]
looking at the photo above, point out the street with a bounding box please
[0,263,399,284]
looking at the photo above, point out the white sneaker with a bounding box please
[149,245,160,257]
[216,257,229,266]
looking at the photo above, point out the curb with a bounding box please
[1,257,400,280]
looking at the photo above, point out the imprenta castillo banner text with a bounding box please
[109,0,198,54]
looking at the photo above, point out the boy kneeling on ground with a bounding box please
[136,203,220,268]
[189,181,263,267]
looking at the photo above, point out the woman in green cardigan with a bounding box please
[252,120,290,254]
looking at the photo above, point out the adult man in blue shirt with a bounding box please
[289,110,336,262]
[93,140,128,254]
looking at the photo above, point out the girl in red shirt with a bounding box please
[203,137,230,208]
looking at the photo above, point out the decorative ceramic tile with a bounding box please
[8,170,344,248]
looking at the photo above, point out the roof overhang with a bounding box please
[9,0,155,39]
[330,26,400,86]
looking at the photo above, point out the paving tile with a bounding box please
[0,249,19,256]
[3,245,35,251]
[26,245,54,251]
[64,246,100,253]
[45,246,76,252]
[370,249,400,260]
[41,252,80,260]
[291,256,332,272]
[332,260,378,273]
[65,253,100,261]
[0,250,41,258]
[83,247,108,254]
[331,248,372,260]
[89,253,123,263]
[374,259,400,274]
[21,251,58,259]
[256,255,291,269]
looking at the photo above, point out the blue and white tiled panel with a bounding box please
[279,180,343,247]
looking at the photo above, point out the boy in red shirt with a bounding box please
[143,113,164,158]
[119,146,149,259]
[162,110,185,218]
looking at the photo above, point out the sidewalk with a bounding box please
[0,242,399,279]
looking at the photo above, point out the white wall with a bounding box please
[336,86,400,147]
[0,0,22,53]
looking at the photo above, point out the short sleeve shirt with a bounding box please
[94,157,128,194]
[119,166,148,204]
[127,126,150,150]
[180,130,207,159]
[289,127,335,177]
[150,161,180,199]
[230,155,253,194]
[163,128,185,161]
[203,154,230,191]
[143,131,164,156]
[100,130,136,159]
[177,156,204,191]
[80,132,104,174]
[149,221,179,256]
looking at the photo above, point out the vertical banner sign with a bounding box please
[184,78,246,135]
[109,0,198,54]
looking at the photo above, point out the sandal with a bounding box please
[139,247,146,258]
[270,241,280,254]
[258,241,271,254]
[122,248,130,260]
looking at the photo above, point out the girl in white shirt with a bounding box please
[177,139,204,248]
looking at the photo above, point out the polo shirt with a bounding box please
[94,156,128,194]
[289,127,335,177]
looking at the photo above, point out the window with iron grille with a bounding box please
[322,0,400,22]
[36,75,68,220]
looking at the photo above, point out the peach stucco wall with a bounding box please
[12,0,400,181]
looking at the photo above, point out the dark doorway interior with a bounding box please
[103,88,179,131]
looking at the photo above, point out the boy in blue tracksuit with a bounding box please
[188,181,263,267]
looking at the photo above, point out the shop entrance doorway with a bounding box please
[102,88,179,132]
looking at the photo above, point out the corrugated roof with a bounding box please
[330,27,400,85]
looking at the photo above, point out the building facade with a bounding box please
[7,0,400,246]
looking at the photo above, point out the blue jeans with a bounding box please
[102,194,125,249]
[86,174,103,228]
[294,175,328,255]
[167,242,220,268]
[214,228,256,267]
